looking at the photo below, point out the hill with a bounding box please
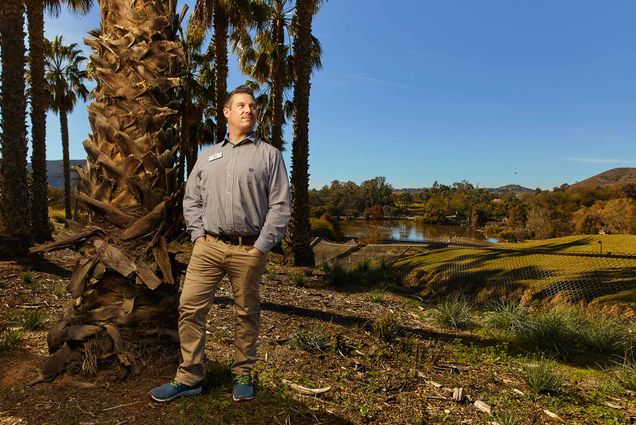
[27,159,84,189]
[571,167,636,188]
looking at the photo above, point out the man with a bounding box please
[150,87,291,402]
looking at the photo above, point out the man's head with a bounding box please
[223,86,258,136]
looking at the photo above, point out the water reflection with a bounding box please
[340,219,487,242]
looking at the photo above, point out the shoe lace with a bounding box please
[234,375,251,385]
[170,379,181,388]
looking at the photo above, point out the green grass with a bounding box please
[21,271,34,285]
[0,328,24,352]
[521,357,564,394]
[21,310,46,331]
[431,296,474,329]
[613,361,636,391]
[373,312,401,342]
[394,234,636,310]
[484,300,530,333]
[291,326,330,353]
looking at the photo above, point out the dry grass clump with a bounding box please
[0,328,23,352]
[613,360,636,391]
[484,300,530,333]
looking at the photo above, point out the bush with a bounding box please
[292,326,331,353]
[432,296,474,329]
[324,260,402,289]
[374,313,401,342]
[521,357,564,394]
[310,214,343,241]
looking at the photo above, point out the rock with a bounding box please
[474,400,492,415]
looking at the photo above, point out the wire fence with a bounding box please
[314,238,636,306]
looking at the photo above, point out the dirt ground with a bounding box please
[0,249,635,424]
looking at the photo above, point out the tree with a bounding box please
[287,0,318,266]
[235,0,322,150]
[0,0,31,257]
[25,0,93,242]
[188,0,266,144]
[44,35,88,221]
[33,1,186,379]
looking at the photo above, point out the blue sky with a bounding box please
[42,0,636,189]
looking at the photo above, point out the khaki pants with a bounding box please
[175,235,267,386]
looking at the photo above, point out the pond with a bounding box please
[339,219,495,243]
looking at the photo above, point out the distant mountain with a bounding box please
[571,167,636,188]
[27,159,84,189]
[486,184,534,195]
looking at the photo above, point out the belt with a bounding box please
[207,232,258,246]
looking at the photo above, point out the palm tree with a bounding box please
[25,0,93,242]
[287,0,318,266]
[44,35,88,221]
[234,0,321,151]
[0,0,31,257]
[32,0,186,379]
[188,0,266,144]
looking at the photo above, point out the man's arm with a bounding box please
[183,158,206,242]
[253,150,291,254]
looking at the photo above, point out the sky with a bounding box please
[42,0,636,190]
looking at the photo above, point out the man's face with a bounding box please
[224,92,258,134]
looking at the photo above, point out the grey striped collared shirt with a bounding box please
[183,132,291,253]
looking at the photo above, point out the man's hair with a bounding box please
[224,86,255,108]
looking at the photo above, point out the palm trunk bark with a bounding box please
[0,0,31,257]
[213,1,228,144]
[288,0,315,266]
[60,109,72,221]
[32,0,186,380]
[27,0,52,242]
[269,8,285,151]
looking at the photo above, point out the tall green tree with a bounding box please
[25,0,93,242]
[0,0,31,257]
[44,35,88,221]
[287,0,318,266]
[188,0,266,144]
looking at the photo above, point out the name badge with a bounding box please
[208,152,223,161]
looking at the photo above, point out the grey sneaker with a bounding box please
[150,380,202,402]
[232,375,254,402]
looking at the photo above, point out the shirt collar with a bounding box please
[222,131,258,147]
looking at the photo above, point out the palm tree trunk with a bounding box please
[269,8,285,151]
[0,0,31,257]
[60,110,72,221]
[213,0,228,144]
[32,0,186,379]
[288,0,315,266]
[26,0,52,242]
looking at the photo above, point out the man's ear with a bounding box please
[223,107,230,120]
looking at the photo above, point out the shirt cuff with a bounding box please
[190,229,206,243]
[253,236,275,254]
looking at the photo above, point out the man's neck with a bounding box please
[228,128,253,144]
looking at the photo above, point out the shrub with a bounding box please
[374,313,401,342]
[432,296,474,329]
[292,326,330,353]
[325,262,348,287]
[521,357,564,394]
